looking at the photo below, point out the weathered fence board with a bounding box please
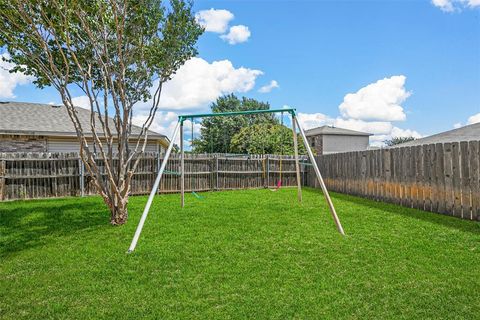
[444,143,454,216]
[469,141,479,220]
[451,142,462,217]
[0,152,307,201]
[306,141,480,221]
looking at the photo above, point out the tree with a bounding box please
[384,136,416,146]
[192,94,278,153]
[0,0,203,225]
[230,123,306,155]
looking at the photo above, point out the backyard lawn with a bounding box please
[0,188,478,319]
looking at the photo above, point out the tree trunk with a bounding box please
[108,196,129,225]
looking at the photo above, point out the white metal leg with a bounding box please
[291,115,302,202]
[294,117,345,235]
[127,120,182,253]
[180,123,185,207]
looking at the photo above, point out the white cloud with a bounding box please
[297,111,421,147]
[366,127,422,147]
[221,25,251,44]
[298,113,393,134]
[146,57,262,110]
[432,0,455,11]
[130,57,263,146]
[370,126,422,147]
[334,118,393,135]
[339,75,411,121]
[133,111,178,142]
[390,127,422,139]
[467,112,480,125]
[195,9,252,45]
[71,95,91,109]
[195,9,234,33]
[0,53,33,99]
[258,80,279,93]
[74,57,263,114]
[451,112,480,128]
[297,112,335,130]
[297,74,421,147]
[132,72,423,148]
[368,135,390,147]
[297,113,391,135]
[431,0,480,11]
[132,111,201,146]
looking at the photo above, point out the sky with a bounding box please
[1,0,479,146]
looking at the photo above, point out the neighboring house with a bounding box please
[0,101,169,153]
[392,122,480,148]
[305,125,372,155]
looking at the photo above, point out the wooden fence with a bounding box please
[306,141,480,220]
[0,152,308,201]
[4,142,479,221]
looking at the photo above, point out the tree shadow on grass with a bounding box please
[322,189,480,235]
[0,198,109,258]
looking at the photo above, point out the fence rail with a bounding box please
[0,152,308,201]
[306,141,480,221]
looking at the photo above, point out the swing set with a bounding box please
[189,112,287,192]
[127,108,344,253]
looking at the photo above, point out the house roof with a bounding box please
[0,101,166,142]
[392,122,480,147]
[305,125,372,137]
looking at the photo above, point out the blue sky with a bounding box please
[1,0,479,145]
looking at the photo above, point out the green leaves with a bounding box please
[191,94,306,155]
[192,94,279,153]
[384,136,416,146]
[0,0,204,218]
[230,123,306,155]
[0,0,203,104]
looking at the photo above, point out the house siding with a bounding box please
[47,137,161,153]
[0,135,162,153]
[306,134,369,155]
[322,135,369,154]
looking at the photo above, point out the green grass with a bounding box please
[0,188,478,319]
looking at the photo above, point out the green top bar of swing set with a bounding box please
[178,108,296,123]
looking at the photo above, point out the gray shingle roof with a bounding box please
[392,122,480,147]
[0,101,166,140]
[305,125,372,137]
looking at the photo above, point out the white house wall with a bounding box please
[322,135,369,154]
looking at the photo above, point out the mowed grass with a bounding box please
[0,188,478,319]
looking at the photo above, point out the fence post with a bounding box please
[78,157,85,197]
[215,155,219,190]
[156,152,161,194]
[266,155,270,188]
[0,159,5,201]
[213,155,217,191]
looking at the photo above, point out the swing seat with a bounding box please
[192,191,204,199]
[269,179,282,192]
[164,170,181,176]
[301,162,314,167]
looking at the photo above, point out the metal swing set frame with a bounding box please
[127,108,344,253]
